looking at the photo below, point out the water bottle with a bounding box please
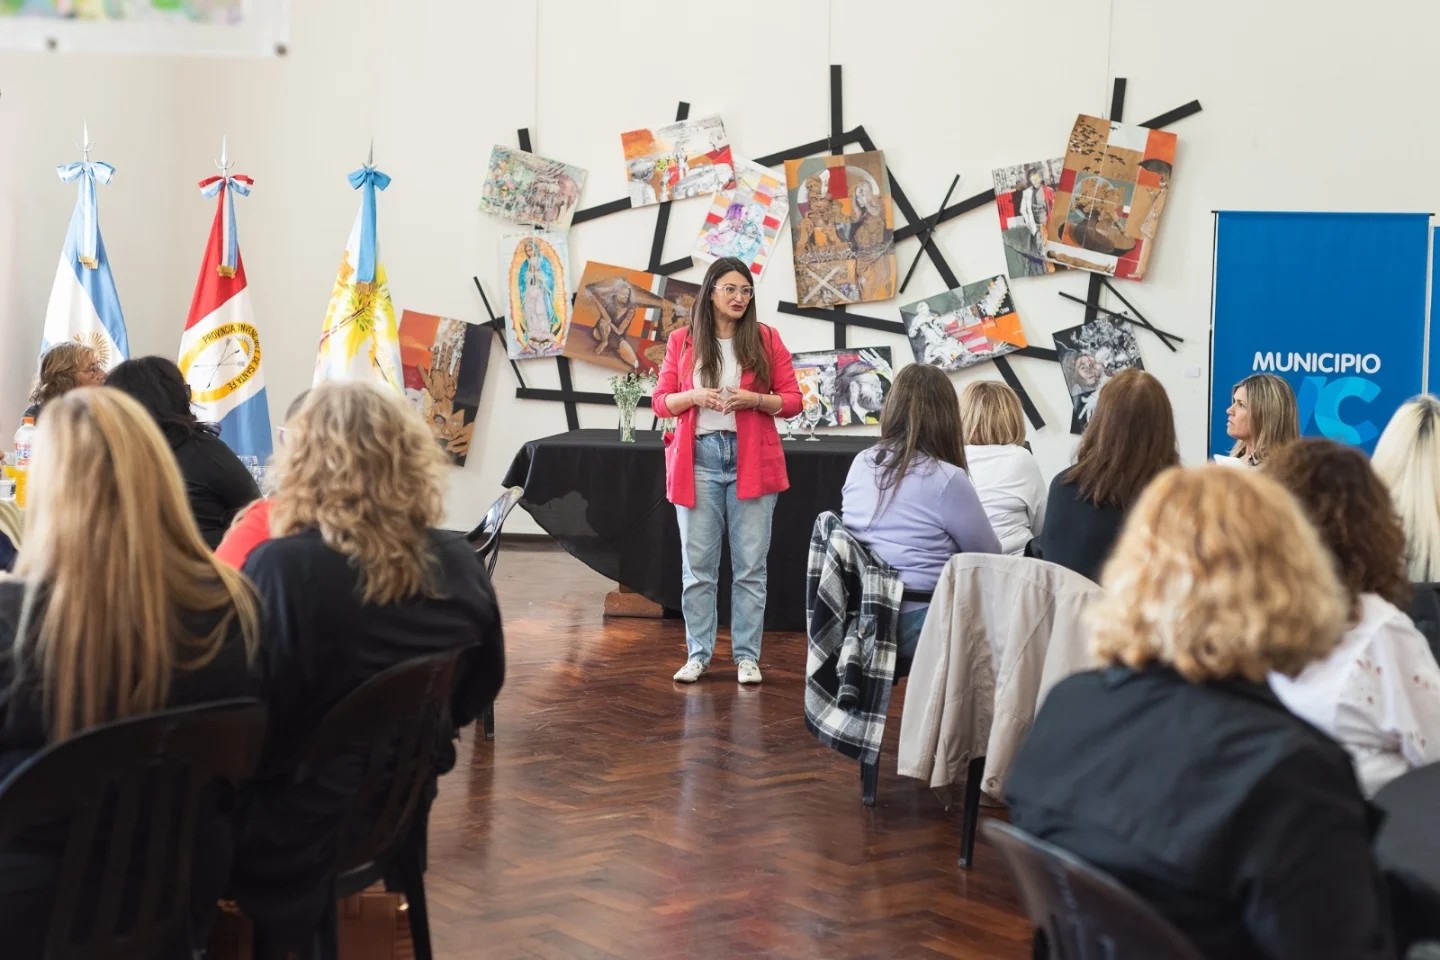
[11,416,34,507]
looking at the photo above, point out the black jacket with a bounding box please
[1035,473,1126,583]
[169,429,261,549]
[231,528,505,945]
[1006,666,1394,960]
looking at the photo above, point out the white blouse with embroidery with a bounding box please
[1269,593,1440,797]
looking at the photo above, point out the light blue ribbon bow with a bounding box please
[200,174,253,276]
[56,160,115,269]
[347,165,391,286]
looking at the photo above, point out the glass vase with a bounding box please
[617,399,639,442]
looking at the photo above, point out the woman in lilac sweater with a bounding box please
[842,365,1001,667]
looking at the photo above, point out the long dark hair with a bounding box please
[104,356,213,447]
[1067,368,1178,507]
[875,364,966,507]
[689,257,770,389]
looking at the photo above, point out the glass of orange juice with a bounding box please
[2,465,25,507]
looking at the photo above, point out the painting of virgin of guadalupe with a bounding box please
[501,230,571,360]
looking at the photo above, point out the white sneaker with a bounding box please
[736,660,763,685]
[673,659,708,683]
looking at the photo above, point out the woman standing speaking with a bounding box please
[653,257,802,685]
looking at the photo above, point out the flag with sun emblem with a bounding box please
[177,152,273,480]
[42,144,129,370]
[313,162,403,391]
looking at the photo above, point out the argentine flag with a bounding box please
[42,158,129,369]
[178,168,273,480]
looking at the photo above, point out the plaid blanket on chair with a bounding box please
[803,511,904,767]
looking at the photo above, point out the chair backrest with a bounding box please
[0,699,267,960]
[466,486,525,576]
[984,821,1207,960]
[1409,582,1440,666]
[293,650,465,876]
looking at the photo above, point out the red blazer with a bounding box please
[652,323,803,508]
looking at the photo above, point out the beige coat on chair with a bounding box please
[896,553,1103,799]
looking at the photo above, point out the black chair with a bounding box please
[466,485,523,740]
[1409,582,1440,666]
[984,820,1207,960]
[0,699,267,960]
[466,485,525,578]
[271,650,465,960]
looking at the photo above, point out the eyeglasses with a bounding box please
[83,363,104,376]
[717,284,754,300]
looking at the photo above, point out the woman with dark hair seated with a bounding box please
[105,356,260,548]
[1008,466,1393,960]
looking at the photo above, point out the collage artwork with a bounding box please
[899,275,1027,372]
[398,310,493,466]
[563,262,699,375]
[468,108,1177,435]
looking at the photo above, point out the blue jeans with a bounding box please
[896,605,930,674]
[675,432,777,665]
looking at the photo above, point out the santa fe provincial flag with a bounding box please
[42,158,130,368]
[314,164,402,391]
[177,173,273,475]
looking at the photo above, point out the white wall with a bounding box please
[1,0,1435,533]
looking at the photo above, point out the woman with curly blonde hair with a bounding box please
[1007,466,1393,960]
[23,341,105,421]
[231,381,504,948]
[1265,438,1440,797]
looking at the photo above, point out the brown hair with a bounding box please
[960,380,1026,446]
[689,257,770,389]
[1230,373,1299,465]
[28,342,99,410]
[269,381,447,605]
[1067,369,1178,507]
[15,388,260,740]
[1091,466,1345,683]
[874,364,966,508]
[1265,438,1411,616]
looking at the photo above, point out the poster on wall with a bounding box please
[564,261,699,374]
[620,115,735,207]
[790,347,894,427]
[785,150,896,307]
[399,310,493,467]
[693,157,790,280]
[1042,115,1176,281]
[992,158,1067,279]
[0,0,288,54]
[499,230,571,360]
[1053,317,1144,435]
[1211,211,1430,456]
[899,275,1026,371]
[479,146,587,230]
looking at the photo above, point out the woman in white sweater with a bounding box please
[960,381,1047,556]
[1266,438,1440,796]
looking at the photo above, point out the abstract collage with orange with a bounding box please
[784,150,897,308]
[1043,115,1177,281]
[563,261,700,375]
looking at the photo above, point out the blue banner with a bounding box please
[1211,211,1431,456]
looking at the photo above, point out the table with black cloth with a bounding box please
[1374,762,1440,947]
[501,429,875,632]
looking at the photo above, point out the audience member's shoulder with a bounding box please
[0,577,23,629]
[429,529,484,569]
[243,528,336,574]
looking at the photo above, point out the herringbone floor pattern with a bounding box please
[423,543,1031,959]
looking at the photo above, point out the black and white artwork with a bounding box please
[1052,317,1143,434]
[790,346,894,428]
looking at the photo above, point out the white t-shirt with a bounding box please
[1269,593,1440,797]
[963,444,1048,556]
[696,337,741,435]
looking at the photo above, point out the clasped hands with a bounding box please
[688,387,762,413]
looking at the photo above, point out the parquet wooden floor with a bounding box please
[423,542,1032,960]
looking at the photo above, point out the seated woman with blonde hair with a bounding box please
[960,380,1046,556]
[22,341,105,422]
[1372,394,1440,582]
[1266,438,1440,796]
[1225,372,1299,467]
[1007,466,1393,960]
[0,388,261,956]
[230,381,504,948]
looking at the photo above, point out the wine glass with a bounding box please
[802,400,823,441]
[782,410,801,441]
